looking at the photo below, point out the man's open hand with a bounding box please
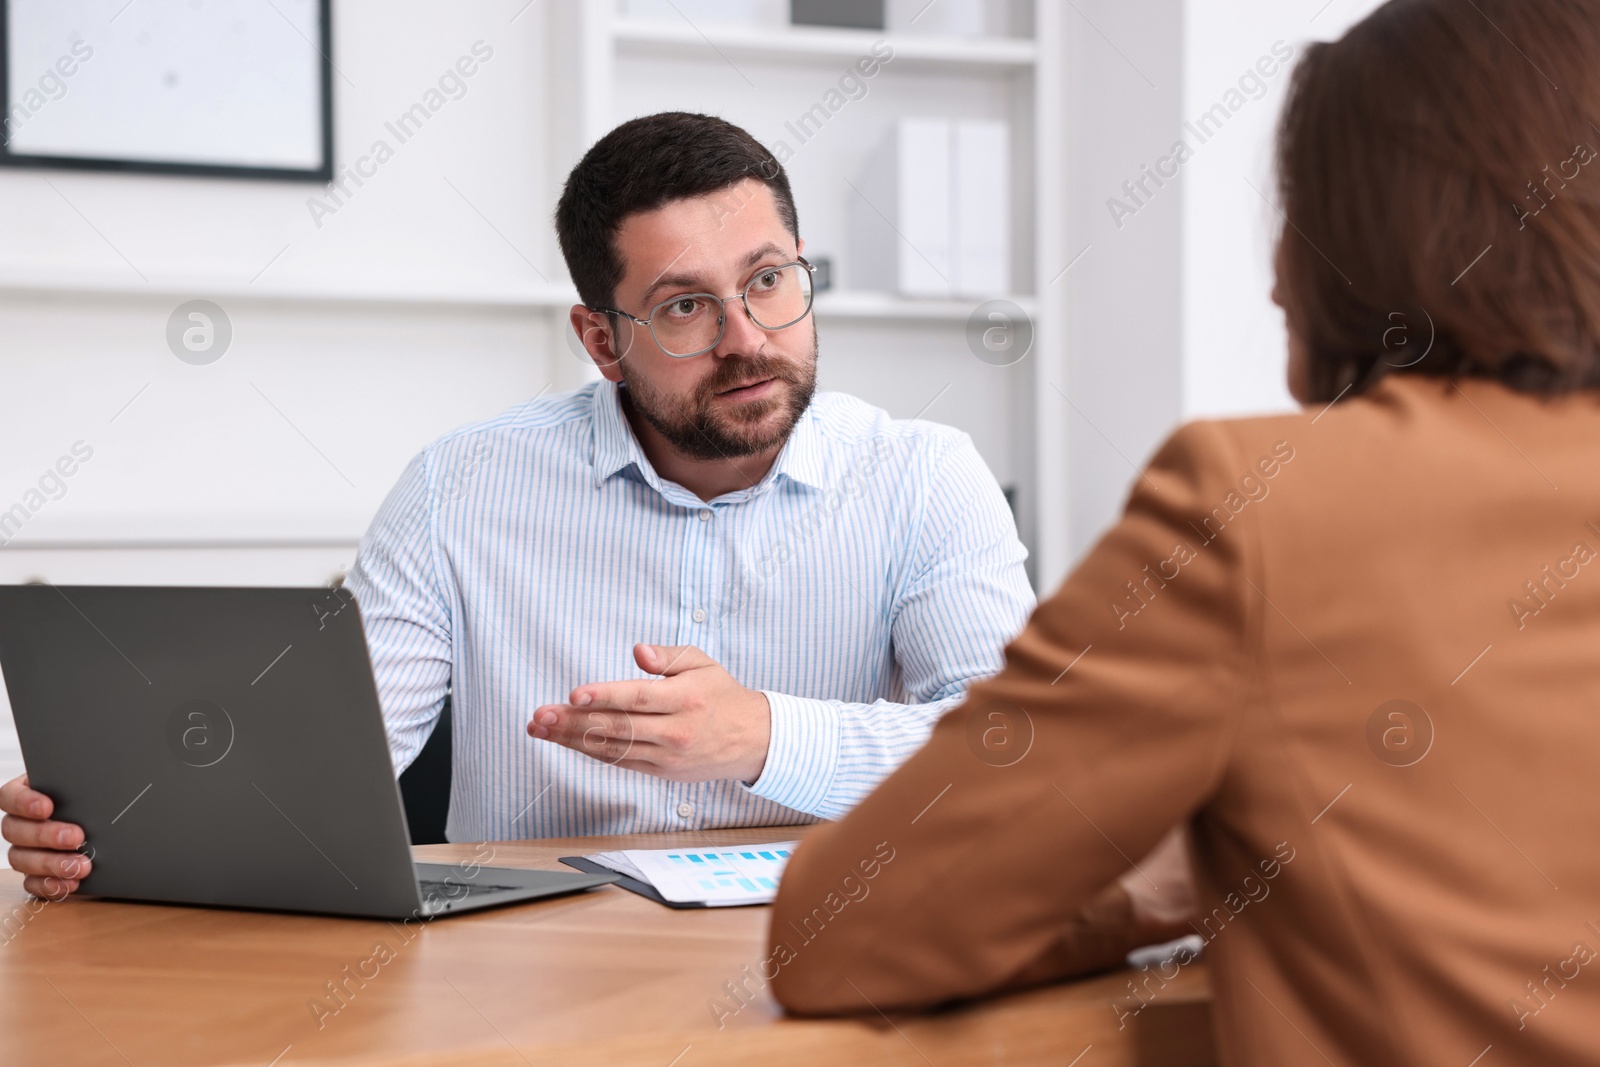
[528,644,772,783]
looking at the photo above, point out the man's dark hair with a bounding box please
[555,112,799,312]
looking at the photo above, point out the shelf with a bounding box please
[814,290,1035,322]
[0,267,579,311]
[3,512,367,548]
[612,19,1036,72]
[2,536,360,550]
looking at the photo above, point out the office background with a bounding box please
[0,0,1382,812]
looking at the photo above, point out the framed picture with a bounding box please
[1,0,333,182]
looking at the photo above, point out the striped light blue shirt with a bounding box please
[347,380,1033,841]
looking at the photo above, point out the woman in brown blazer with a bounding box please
[770,0,1600,1063]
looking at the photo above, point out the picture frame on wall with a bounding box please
[0,0,333,182]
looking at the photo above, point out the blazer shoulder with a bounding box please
[1186,408,1313,459]
[1187,378,1479,483]
[1142,414,1305,488]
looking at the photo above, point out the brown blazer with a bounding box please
[770,375,1600,1066]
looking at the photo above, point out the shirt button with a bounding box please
[697,510,711,522]
[692,607,707,623]
[676,802,694,819]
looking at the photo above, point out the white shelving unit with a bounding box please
[542,1,1069,588]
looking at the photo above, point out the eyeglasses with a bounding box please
[595,258,816,359]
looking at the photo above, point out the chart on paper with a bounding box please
[587,841,800,906]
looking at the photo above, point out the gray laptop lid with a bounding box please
[0,584,429,918]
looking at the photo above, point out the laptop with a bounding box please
[0,584,617,920]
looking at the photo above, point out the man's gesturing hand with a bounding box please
[528,644,772,783]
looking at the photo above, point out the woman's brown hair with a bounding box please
[1276,0,1600,402]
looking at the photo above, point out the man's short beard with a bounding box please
[619,341,818,462]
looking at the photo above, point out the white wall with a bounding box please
[1061,0,1185,559]
[1061,0,1384,561]
[0,1,573,552]
[1180,0,1385,420]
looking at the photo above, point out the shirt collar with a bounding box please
[590,379,647,488]
[770,401,827,492]
[590,379,829,497]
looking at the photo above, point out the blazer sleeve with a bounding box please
[769,419,1260,1015]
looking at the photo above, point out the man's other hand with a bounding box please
[1,774,91,900]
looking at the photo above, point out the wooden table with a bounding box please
[0,827,1215,1066]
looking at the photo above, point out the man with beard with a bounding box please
[0,112,1034,885]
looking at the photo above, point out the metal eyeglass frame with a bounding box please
[593,257,817,359]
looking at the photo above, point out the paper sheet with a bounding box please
[587,841,799,906]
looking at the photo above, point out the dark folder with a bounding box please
[559,855,709,910]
